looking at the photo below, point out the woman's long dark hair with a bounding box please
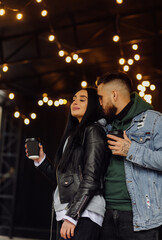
[55,87,103,171]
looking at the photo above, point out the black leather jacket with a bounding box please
[37,122,110,221]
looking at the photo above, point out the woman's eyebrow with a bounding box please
[79,95,88,98]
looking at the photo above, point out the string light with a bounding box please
[63,99,67,105]
[116,0,123,4]
[65,56,72,63]
[48,34,55,42]
[43,96,48,103]
[24,118,30,125]
[119,58,125,65]
[0,8,5,16]
[139,92,145,97]
[77,58,83,64]
[137,84,146,92]
[150,84,156,91]
[47,99,53,106]
[2,64,8,72]
[128,59,134,65]
[144,94,152,104]
[30,113,37,119]
[136,73,142,80]
[123,65,129,72]
[81,81,87,88]
[14,111,20,118]
[132,44,138,50]
[142,81,150,87]
[54,100,59,107]
[72,54,79,61]
[113,35,120,42]
[16,12,23,20]
[9,93,15,100]
[41,10,48,17]
[134,54,140,61]
[58,50,65,57]
[38,100,43,106]
[36,0,42,3]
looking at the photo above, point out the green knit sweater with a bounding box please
[105,92,153,211]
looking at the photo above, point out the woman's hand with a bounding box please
[25,143,45,163]
[60,219,75,239]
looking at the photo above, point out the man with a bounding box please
[97,72,162,240]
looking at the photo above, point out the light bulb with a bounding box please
[41,10,48,17]
[123,65,129,72]
[81,81,87,88]
[54,100,59,107]
[48,34,55,41]
[116,0,123,4]
[38,100,43,106]
[128,59,134,65]
[136,73,142,80]
[65,56,72,63]
[134,54,140,61]
[132,44,138,50]
[119,58,125,65]
[14,111,20,118]
[58,50,65,57]
[150,84,156,91]
[113,35,120,42]
[16,13,23,20]
[24,118,30,125]
[36,0,42,3]
[2,64,8,72]
[47,100,53,106]
[9,93,15,100]
[77,58,83,64]
[0,8,5,16]
[72,54,79,60]
[30,113,37,119]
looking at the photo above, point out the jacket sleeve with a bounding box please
[66,124,110,220]
[36,157,56,185]
[126,113,162,171]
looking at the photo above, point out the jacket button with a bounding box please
[129,155,133,160]
[65,182,68,185]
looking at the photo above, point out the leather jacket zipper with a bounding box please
[76,195,89,220]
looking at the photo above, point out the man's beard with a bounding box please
[104,103,117,123]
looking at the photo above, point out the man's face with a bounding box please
[97,83,117,122]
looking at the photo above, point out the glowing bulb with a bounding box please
[9,93,15,100]
[2,64,8,72]
[59,99,64,105]
[42,93,48,97]
[139,91,145,97]
[63,99,67,105]
[41,10,48,17]
[77,58,83,64]
[134,54,140,61]
[142,81,150,87]
[81,81,87,88]
[128,59,134,65]
[0,8,5,16]
[132,44,138,50]
[30,113,37,119]
[65,56,72,63]
[38,100,43,106]
[54,100,59,107]
[113,35,120,42]
[136,73,142,80]
[16,13,23,20]
[43,96,48,103]
[47,100,53,106]
[72,54,79,60]
[137,84,146,92]
[24,118,30,125]
[150,84,156,91]
[144,94,152,102]
[116,0,123,4]
[14,111,20,118]
[58,50,65,57]
[123,65,129,72]
[48,34,55,42]
[119,58,125,65]
[36,0,42,3]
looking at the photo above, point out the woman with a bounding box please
[26,88,110,240]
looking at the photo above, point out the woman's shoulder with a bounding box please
[84,119,107,138]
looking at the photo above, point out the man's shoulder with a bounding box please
[133,109,162,120]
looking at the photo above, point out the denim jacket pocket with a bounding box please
[130,132,151,144]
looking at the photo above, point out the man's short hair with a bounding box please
[97,71,133,93]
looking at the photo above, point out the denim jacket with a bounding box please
[124,109,162,231]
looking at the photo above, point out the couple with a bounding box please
[26,72,162,240]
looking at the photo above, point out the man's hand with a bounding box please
[107,131,131,156]
[60,219,76,239]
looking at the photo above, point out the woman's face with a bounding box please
[71,90,88,122]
